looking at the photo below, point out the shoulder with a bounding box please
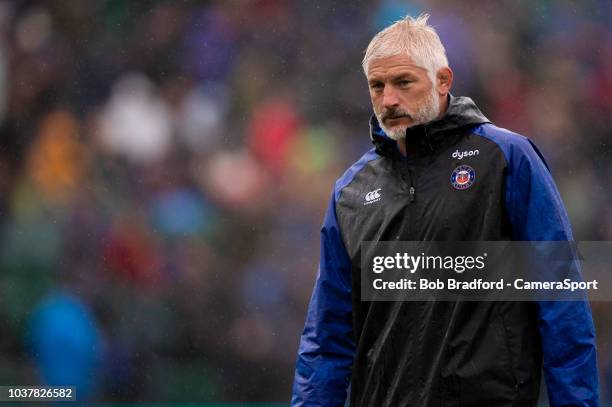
[471,123,533,155]
[470,123,549,170]
[333,148,380,202]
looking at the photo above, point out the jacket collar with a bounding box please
[370,94,490,157]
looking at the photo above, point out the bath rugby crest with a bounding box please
[451,165,475,190]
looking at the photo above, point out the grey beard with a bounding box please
[377,89,440,141]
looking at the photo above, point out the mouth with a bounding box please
[383,114,411,123]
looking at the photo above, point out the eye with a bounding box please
[370,82,384,92]
[398,80,412,88]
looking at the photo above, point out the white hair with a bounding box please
[362,13,449,82]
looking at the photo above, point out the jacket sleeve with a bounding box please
[291,192,355,407]
[504,137,599,406]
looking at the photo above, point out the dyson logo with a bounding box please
[452,149,480,160]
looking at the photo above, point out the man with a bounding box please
[291,14,599,407]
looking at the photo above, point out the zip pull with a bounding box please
[409,186,416,203]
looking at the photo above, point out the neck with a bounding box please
[398,138,407,156]
[396,94,449,156]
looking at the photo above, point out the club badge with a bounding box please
[451,165,475,190]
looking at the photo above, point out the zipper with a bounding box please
[424,126,434,153]
[499,312,520,391]
[404,125,430,204]
[407,162,416,203]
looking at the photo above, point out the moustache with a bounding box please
[381,109,412,122]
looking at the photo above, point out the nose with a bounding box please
[382,87,399,109]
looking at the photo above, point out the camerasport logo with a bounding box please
[364,188,382,205]
[451,165,475,190]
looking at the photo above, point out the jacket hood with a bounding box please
[370,95,490,156]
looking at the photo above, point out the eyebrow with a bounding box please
[392,74,416,81]
[368,72,418,84]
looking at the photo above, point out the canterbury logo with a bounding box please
[452,149,479,159]
[364,188,382,205]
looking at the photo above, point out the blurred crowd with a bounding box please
[0,0,610,403]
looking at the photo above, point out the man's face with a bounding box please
[367,54,440,140]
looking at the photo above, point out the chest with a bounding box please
[336,135,508,263]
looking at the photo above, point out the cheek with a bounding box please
[398,94,416,109]
[416,84,433,98]
[371,99,383,114]
[402,88,428,105]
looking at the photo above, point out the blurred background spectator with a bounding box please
[0,0,610,404]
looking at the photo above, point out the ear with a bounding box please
[436,67,453,96]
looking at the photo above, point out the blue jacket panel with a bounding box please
[291,150,378,406]
[474,123,599,407]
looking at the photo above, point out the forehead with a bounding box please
[367,54,429,80]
